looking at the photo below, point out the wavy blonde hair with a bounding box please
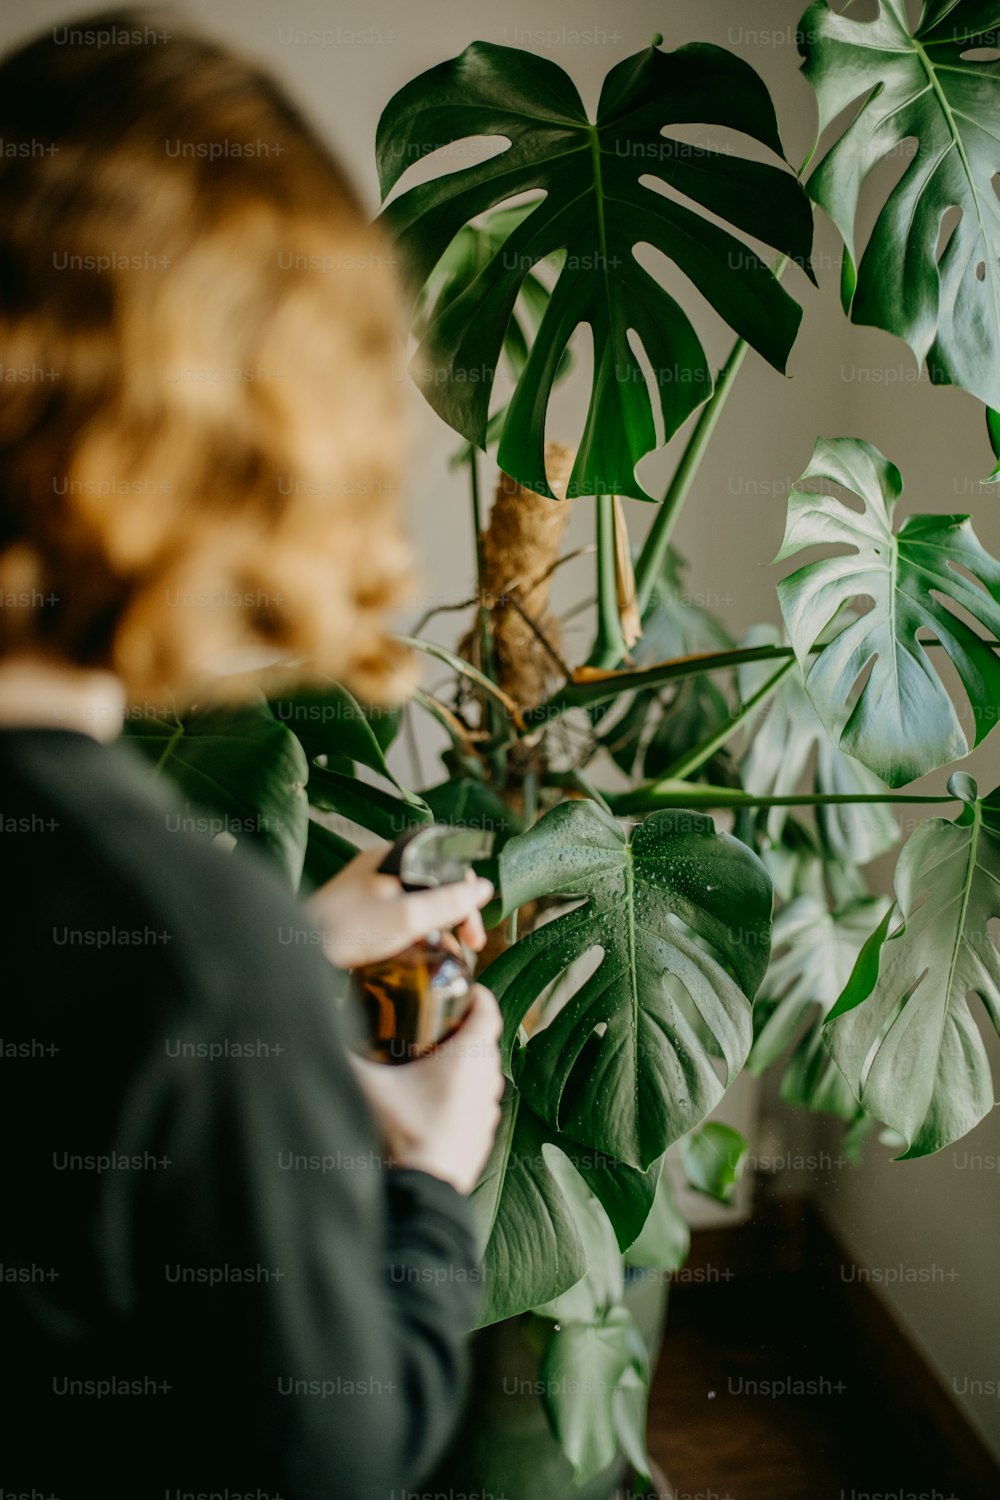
[0,9,416,704]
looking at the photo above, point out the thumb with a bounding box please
[436,984,503,1058]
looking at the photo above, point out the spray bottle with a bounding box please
[350,824,494,1064]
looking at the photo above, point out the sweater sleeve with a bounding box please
[116,897,482,1500]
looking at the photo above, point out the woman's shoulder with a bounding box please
[0,726,342,1035]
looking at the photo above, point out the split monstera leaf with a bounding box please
[376,35,813,500]
[463,799,771,1326]
[801,0,1000,408]
[482,800,772,1170]
[775,437,1000,786]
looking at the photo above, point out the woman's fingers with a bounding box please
[307,846,495,968]
[401,877,494,941]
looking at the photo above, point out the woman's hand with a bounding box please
[349,984,505,1195]
[307,844,493,969]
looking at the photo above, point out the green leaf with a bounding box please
[414,204,535,348]
[470,1092,656,1326]
[593,688,659,778]
[366,705,401,754]
[126,703,309,887]
[448,405,508,468]
[377,39,812,500]
[306,766,431,841]
[419,206,575,466]
[985,406,1000,482]
[680,1122,747,1204]
[538,1306,650,1485]
[781,1013,866,1124]
[271,681,421,805]
[470,1090,586,1327]
[422,776,524,849]
[415,203,572,383]
[758,816,823,905]
[824,776,1000,1158]
[298,819,358,893]
[840,1111,878,1165]
[482,800,772,1169]
[634,548,736,662]
[565,1141,662,1258]
[643,675,734,782]
[775,437,1000,786]
[749,892,891,1076]
[739,625,899,865]
[749,887,890,1130]
[801,0,1000,406]
[533,1158,624,1323]
[530,641,791,726]
[626,1167,690,1272]
[469,1088,657,1324]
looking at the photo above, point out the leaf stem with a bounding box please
[605,784,957,816]
[470,447,499,702]
[400,635,525,729]
[657,658,796,782]
[470,445,484,568]
[151,719,184,777]
[591,493,629,667]
[403,701,426,788]
[525,643,794,727]
[544,768,615,814]
[632,333,753,623]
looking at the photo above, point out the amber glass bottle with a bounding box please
[350,825,494,1065]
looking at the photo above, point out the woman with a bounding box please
[0,11,504,1498]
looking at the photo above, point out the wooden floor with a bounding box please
[644,1268,928,1500]
[620,1201,997,1500]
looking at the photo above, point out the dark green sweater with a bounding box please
[0,726,481,1499]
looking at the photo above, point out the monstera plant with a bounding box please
[130,4,1000,1488]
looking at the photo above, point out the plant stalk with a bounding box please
[469,448,502,753]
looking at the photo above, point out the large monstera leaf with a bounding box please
[469,1087,660,1327]
[801,0,1000,406]
[825,774,1000,1158]
[738,625,899,865]
[376,38,813,500]
[482,800,772,1169]
[776,438,1000,786]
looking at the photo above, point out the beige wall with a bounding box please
[5,0,998,1461]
